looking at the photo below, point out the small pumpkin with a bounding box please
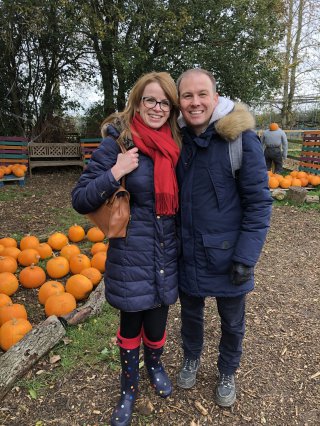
[44,292,77,317]
[60,244,81,261]
[17,248,40,266]
[19,264,46,289]
[0,237,18,248]
[46,255,70,279]
[1,246,21,260]
[86,227,105,243]
[90,242,109,255]
[0,256,18,273]
[80,267,102,287]
[0,318,32,351]
[65,274,93,301]
[68,224,85,243]
[38,281,65,305]
[0,272,19,296]
[47,232,69,251]
[0,302,28,326]
[19,235,40,251]
[0,294,12,307]
[37,243,53,259]
[69,254,91,275]
[91,251,107,273]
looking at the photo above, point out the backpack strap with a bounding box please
[228,133,243,178]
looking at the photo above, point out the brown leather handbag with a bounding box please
[86,138,130,238]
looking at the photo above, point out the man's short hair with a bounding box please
[176,68,216,94]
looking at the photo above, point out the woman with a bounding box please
[71,72,181,426]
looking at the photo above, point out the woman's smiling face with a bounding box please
[137,82,170,129]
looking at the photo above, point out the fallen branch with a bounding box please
[0,315,66,401]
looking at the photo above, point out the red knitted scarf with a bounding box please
[130,113,179,215]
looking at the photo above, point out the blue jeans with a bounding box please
[179,290,246,375]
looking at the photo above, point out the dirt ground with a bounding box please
[0,168,319,426]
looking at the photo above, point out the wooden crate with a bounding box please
[299,131,320,175]
[0,174,26,188]
[0,136,29,171]
[80,138,101,165]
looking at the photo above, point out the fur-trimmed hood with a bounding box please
[178,96,255,141]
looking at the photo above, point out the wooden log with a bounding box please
[287,186,308,203]
[61,279,106,325]
[0,315,66,401]
[306,194,320,203]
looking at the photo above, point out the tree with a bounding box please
[0,0,90,137]
[79,0,285,115]
[280,0,320,127]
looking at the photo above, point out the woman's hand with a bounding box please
[111,147,139,181]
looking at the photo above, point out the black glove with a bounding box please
[230,262,253,285]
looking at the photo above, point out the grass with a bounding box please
[17,303,119,398]
[0,187,40,202]
[46,206,88,234]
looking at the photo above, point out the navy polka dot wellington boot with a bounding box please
[110,330,141,426]
[142,330,172,398]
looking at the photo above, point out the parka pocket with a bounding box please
[202,231,238,274]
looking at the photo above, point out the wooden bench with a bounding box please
[299,131,320,175]
[80,138,102,165]
[28,142,84,176]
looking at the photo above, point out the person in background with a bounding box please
[72,72,181,426]
[262,123,288,173]
[175,68,273,408]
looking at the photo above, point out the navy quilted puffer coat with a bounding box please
[71,125,178,312]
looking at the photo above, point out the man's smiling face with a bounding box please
[179,72,219,136]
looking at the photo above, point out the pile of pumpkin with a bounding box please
[0,163,28,179]
[268,170,320,189]
[0,225,108,352]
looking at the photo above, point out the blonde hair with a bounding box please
[101,72,181,148]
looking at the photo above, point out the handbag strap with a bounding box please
[108,134,127,188]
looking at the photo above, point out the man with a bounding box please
[262,123,288,174]
[175,68,273,407]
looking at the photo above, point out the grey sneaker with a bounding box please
[177,358,200,389]
[215,373,236,407]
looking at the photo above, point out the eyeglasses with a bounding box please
[141,96,171,112]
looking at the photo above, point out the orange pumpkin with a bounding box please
[65,274,93,301]
[12,166,25,177]
[60,244,81,261]
[68,224,85,243]
[309,175,320,186]
[291,178,302,187]
[37,243,53,259]
[47,232,69,251]
[0,256,18,273]
[0,272,19,296]
[19,235,40,251]
[90,242,109,255]
[38,281,65,305]
[0,318,32,351]
[268,177,279,189]
[86,227,105,243]
[19,264,46,289]
[0,294,12,307]
[0,237,17,248]
[91,252,107,273]
[69,254,91,274]
[1,246,21,260]
[269,123,279,131]
[44,292,77,317]
[0,245,4,255]
[296,171,308,179]
[17,248,40,266]
[80,267,102,286]
[46,255,70,279]
[279,178,291,189]
[0,303,28,326]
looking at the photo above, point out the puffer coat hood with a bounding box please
[72,124,178,311]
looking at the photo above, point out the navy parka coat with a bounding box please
[71,125,178,312]
[177,102,273,298]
